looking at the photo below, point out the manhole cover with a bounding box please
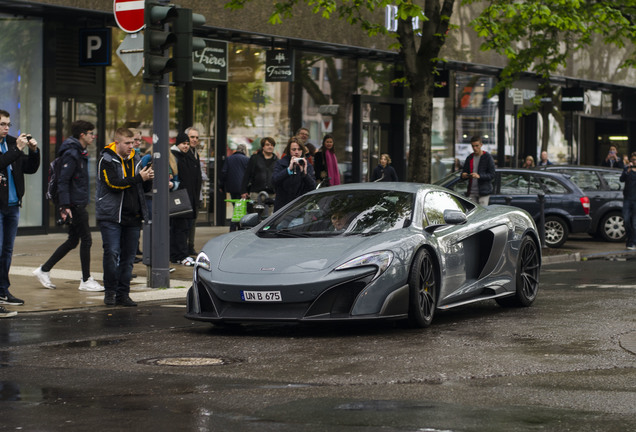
[139,355,238,366]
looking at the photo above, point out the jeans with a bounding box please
[99,221,140,299]
[0,206,20,295]
[42,206,92,281]
[622,199,636,246]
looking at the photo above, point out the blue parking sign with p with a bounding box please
[79,28,111,66]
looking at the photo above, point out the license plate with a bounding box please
[241,290,282,302]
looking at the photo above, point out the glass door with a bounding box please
[48,96,100,229]
[192,88,217,224]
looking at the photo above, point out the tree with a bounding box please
[225,0,635,182]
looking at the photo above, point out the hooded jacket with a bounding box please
[96,142,150,224]
[0,134,40,210]
[56,136,90,207]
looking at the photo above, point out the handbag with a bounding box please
[169,188,193,217]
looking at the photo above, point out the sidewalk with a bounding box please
[7,225,229,313]
[4,228,635,313]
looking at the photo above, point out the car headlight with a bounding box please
[335,251,394,280]
[195,252,211,271]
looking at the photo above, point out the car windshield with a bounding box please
[258,190,414,237]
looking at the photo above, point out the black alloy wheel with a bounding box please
[497,236,540,307]
[408,249,438,328]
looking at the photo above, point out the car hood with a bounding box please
[216,233,374,274]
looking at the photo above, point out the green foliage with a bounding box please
[465,0,636,97]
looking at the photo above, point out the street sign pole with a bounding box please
[150,73,171,288]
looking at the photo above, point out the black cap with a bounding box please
[176,132,189,145]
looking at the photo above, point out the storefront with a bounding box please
[0,1,634,232]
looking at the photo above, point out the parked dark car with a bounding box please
[435,168,591,248]
[536,165,625,242]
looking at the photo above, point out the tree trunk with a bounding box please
[397,0,456,183]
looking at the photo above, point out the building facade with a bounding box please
[1,0,634,232]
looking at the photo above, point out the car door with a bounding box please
[489,171,541,218]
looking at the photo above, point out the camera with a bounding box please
[296,157,306,167]
[25,135,32,142]
[56,216,72,226]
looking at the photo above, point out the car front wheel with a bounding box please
[544,216,569,248]
[598,211,626,242]
[407,249,437,328]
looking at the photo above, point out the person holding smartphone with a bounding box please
[602,145,624,169]
[0,109,40,317]
[620,152,636,250]
[272,136,315,211]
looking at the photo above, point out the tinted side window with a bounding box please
[499,173,541,195]
[599,171,623,191]
[560,170,601,191]
[537,176,568,194]
[423,190,466,226]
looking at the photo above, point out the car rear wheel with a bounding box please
[544,216,569,248]
[496,236,540,307]
[407,249,438,328]
[598,211,626,242]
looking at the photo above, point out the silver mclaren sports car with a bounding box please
[186,183,541,327]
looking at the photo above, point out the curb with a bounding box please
[542,249,636,265]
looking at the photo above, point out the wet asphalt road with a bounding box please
[1,257,635,431]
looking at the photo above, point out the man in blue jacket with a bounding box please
[33,120,104,292]
[461,135,496,205]
[0,109,40,318]
[97,127,153,306]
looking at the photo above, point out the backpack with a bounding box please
[45,156,63,204]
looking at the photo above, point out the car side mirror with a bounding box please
[443,209,467,225]
[239,212,260,229]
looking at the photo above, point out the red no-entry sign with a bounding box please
[114,0,145,33]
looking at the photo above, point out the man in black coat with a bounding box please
[0,109,40,316]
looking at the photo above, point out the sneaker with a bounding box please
[78,276,104,292]
[627,244,636,251]
[33,266,56,289]
[116,296,137,307]
[180,257,195,266]
[0,306,17,318]
[104,291,116,306]
[0,292,24,306]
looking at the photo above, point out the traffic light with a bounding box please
[143,2,178,83]
[172,8,206,84]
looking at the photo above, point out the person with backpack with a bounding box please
[33,120,104,292]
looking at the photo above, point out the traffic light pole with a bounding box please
[150,72,171,288]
